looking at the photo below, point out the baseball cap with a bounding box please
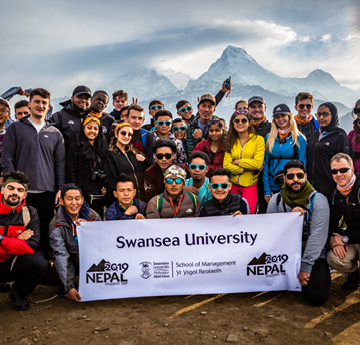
[273,104,291,116]
[0,97,10,110]
[248,96,265,106]
[198,94,216,106]
[164,165,187,182]
[72,85,92,97]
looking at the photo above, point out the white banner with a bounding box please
[78,213,303,302]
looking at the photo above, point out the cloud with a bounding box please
[320,34,332,43]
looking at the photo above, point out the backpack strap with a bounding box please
[276,193,282,207]
[22,205,31,228]
[186,192,197,209]
[156,194,163,218]
[306,192,318,226]
[140,128,148,150]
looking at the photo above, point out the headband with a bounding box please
[4,177,29,191]
[83,116,101,127]
[231,110,251,121]
[115,122,132,134]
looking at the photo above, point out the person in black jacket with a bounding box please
[200,168,249,216]
[0,171,48,311]
[66,116,108,218]
[49,85,92,150]
[105,123,151,203]
[327,153,360,290]
[307,102,349,200]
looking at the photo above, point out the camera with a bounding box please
[90,169,108,183]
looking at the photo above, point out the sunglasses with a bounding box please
[178,106,192,113]
[233,118,248,124]
[156,153,173,160]
[189,164,207,171]
[331,167,351,175]
[286,172,305,180]
[354,108,360,114]
[208,119,221,126]
[150,105,163,111]
[172,126,186,132]
[156,120,171,127]
[165,178,183,185]
[209,128,222,133]
[119,131,133,138]
[209,183,230,190]
[298,104,312,110]
[316,112,331,118]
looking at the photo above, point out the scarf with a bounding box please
[278,128,291,139]
[281,181,314,208]
[337,173,356,197]
[89,111,103,119]
[295,114,312,125]
[252,116,266,127]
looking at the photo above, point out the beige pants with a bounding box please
[327,244,360,273]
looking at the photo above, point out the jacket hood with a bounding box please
[318,102,339,132]
[0,193,26,215]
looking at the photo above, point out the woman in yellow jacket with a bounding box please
[223,110,265,214]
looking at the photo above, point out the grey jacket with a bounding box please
[267,190,329,273]
[49,206,101,292]
[1,115,65,192]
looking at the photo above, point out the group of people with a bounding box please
[0,81,359,310]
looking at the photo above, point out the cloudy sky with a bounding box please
[1,0,359,98]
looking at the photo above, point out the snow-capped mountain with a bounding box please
[152,67,193,90]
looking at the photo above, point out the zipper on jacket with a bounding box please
[237,139,248,185]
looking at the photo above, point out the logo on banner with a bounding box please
[139,262,152,279]
[86,259,129,286]
[247,252,288,278]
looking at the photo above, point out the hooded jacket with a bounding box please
[49,100,90,149]
[199,192,249,217]
[49,202,100,292]
[105,198,147,221]
[1,115,66,192]
[307,103,349,199]
[146,190,201,219]
[0,193,40,262]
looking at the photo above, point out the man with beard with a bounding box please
[49,85,92,150]
[0,171,48,311]
[267,159,331,306]
[184,152,212,204]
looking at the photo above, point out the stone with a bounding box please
[85,319,92,322]
[211,331,215,334]
[33,327,37,330]
[200,311,207,315]
[213,336,217,339]
[157,333,161,336]
[105,336,109,339]
[226,333,239,342]
[82,315,88,319]
[94,331,99,335]
[324,332,333,337]
[188,331,193,335]
[200,331,207,335]
[164,323,169,327]
[243,326,249,331]
[267,315,274,318]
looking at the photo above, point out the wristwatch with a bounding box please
[342,236,349,245]
[0,234,4,244]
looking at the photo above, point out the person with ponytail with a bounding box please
[347,99,360,174]
[66,116,108,217]
[223,110,265,214]
[263,104,307,204]
[307,102,349,199]
[104,122,151,203]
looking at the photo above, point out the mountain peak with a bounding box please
[221,45,256,64]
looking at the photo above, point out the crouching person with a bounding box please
[146,165,201,218]
[267,160,331,306]
[0,171,48,311]
[327,153,360,290]
[105,173,146,220]
[49,183,101,302]
[200,168,249,216]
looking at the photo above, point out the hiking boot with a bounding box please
[0,282,11,293]
[9,288,30,311]
[343,269,360,291]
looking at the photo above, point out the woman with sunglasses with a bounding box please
[193,118,226,177]
[105,123,151,202]
[347,99,360,174]
[223,110,265,214]
[307,102,349,199]
[66,116,109,217]
[263,104,307,204]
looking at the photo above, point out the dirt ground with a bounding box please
[0,273,359,345]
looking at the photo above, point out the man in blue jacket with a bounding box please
[105,173,146,221]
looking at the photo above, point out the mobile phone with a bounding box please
[225,76,231,87]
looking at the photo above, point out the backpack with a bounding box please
[22,205,31,228]
[156,192,197,217]
[140,128,148,150]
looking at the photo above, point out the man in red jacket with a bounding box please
[0,171,48,311]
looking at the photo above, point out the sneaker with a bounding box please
[343,269,360,291]
[0,282,11,293]
[9,288,30,311]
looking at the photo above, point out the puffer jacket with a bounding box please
[223,133,265,187]
[49,202,101,292]
[105,198,147,221]
[263,133,307,195]
[146,190,201,219]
